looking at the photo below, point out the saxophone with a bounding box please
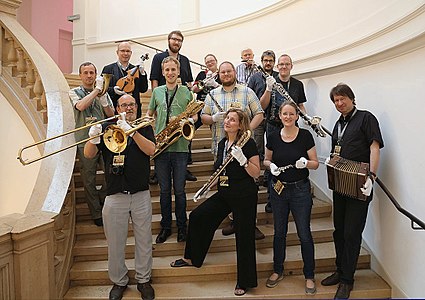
[152,97,204,159]
[193,130,252,202]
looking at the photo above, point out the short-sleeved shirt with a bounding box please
[149,51,193,86]
[267,76,307,126]
[266,128,315,182]
[148,85,193,152]
[201,84,264,156]
[98,123,155,195]
[235,63,258,85]
[69,86,112,145]
[331,108,384,163]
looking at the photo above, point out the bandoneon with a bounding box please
[326,155,369,201]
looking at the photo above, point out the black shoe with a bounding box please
[222,221,235,236]
[94,217,103,227]
[255,227,265,240]
[149,174,158,185]
[155,228,171,243]
[186,170,197,181]
[177,228,187,242]
[334,283,353,299]
[109,284,127,300]
[265,202,272,213]
[137,282,155,300]
[321,272,340,286]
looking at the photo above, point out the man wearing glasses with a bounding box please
[259,54,308,213]
[84,94,156,300]
[149,30,196,183]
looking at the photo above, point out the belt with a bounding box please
[121,190,138,195]
[279,178,309,186]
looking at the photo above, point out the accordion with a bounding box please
[326,155,369,201]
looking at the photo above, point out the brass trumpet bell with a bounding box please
[99,73,112,96]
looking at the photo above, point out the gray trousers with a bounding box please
[102,190,153,286]
[77,146,105,219]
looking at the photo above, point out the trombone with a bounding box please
[17,115,154,166]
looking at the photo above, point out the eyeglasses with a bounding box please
[262,59,275,63]
[170,37,183,43]
[278,63,292,67]
[120,102,136,109]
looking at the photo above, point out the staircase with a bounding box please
[63,79,391,299]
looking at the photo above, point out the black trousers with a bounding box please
[184,190,258,288]
[332,191,371,284]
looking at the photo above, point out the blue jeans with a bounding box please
[155,151,188,230]
[270,178,315,279]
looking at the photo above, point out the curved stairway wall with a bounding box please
[0,1,76,298]
[74,0,425,297]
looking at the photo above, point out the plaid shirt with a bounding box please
[235,63,258,84]
[201,83,264,157]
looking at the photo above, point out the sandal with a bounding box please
[170,258,192,268]
[234,284,247,296]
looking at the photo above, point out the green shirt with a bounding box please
[148,85,193,153]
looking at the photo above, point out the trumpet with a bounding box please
[17,115,154,165]
[99,73,113,96]
[196,71,218,90]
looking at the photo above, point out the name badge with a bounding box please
[230,102,242,109]
[219,175,229,187]
[273,179,285,195]
[334,145,341,155]
[112,155,125,167]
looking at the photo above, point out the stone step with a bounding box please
[64,269,390,299]
[73,217,334,262]
[69,242,371,286]
[75,198,331,240]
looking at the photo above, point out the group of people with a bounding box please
[69,29,384,300]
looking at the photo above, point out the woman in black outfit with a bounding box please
[170,108,260,296]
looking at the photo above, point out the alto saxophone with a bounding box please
[152,97,204,159]
[193,130,252,202]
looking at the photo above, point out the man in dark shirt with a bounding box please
[321,83,384,300]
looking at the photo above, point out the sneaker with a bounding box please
[305,279,317,295]
[186,170,197,181]
[266,273,284,288]
[137,282,155,300]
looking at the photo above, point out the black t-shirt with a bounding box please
[331,109,384,163]
[149,51,193,86]
[215,137,258,195]
[98,123,155,195]
[266,128,315,182]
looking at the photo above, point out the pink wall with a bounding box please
[17,0,73,73]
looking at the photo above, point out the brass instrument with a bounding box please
[193,130,252,202]
[103,116,155,153]
[151,98,204,159]
[99,73,113,96]
[196,71,218,90]
[247,61,330,137]
[17,115,154,165]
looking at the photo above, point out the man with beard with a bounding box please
[201,61,264,239]
[84,94,156,300]
[102,42,148,118]
[149,30,196,183]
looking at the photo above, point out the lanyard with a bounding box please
[337,108,357,144]
[165,86,178,124]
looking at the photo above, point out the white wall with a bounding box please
[0,94,40,217]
